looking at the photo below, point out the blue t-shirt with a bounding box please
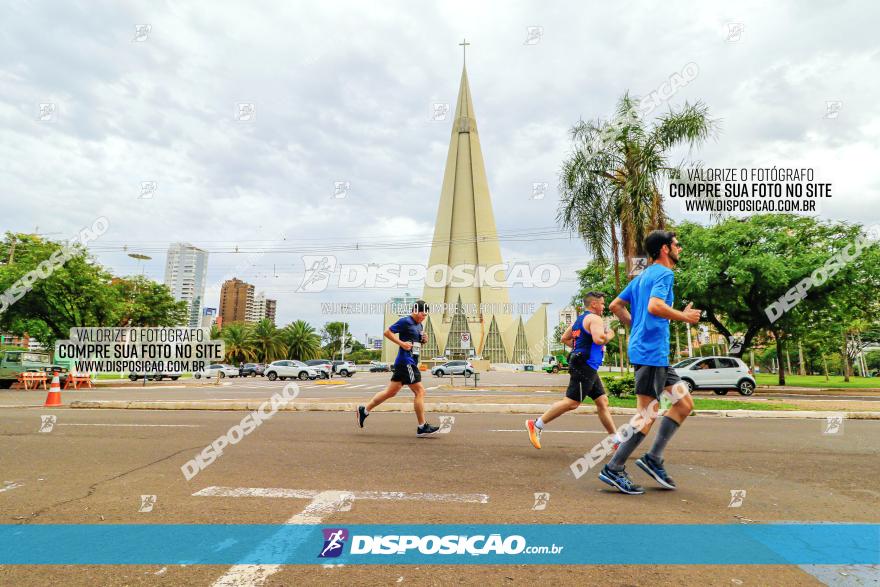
[572,311,605,370]
[389,316,423,367]
[619,263,674,367]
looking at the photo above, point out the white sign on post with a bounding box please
[460,332,471,349]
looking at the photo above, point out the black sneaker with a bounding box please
[598,465,645,495]
[356,406,368,428]
[416,422,440,437]
[635,453,676,489]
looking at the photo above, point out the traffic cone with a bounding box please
[44,373,62,407]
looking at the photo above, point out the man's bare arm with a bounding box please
[609,297,632,328]
[587,314,613,345]
[647,298,701,324]
[560,324,574,347]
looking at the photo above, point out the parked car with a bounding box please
[238,363,265,377]
[304,359,332,379]
[0,350,69,388]
[431,360,475,377]
[129,371,182,382]
[672,356,756,396]
[369,361,390,372]
[331,360,356,377]
[264,360,319,381]
[193,364,240,379]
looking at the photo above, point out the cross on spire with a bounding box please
[459,38,470,66]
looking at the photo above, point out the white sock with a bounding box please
[535,417,545,430]
[363,407,370,415]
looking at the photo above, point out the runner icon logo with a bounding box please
[139,495,157,513]
[39,415,57,433]
[728,490,747,508]
[438,416,455,433]
[532,492,550,511]
[319,528,349,558]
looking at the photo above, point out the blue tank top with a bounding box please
[572,311,605,370]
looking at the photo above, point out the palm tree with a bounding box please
[219,322,257,364]
[282,320,322,361]
[558,93,718,288]
[251,318,285,363]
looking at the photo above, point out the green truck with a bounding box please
[541,352,569,374]
[0,349,63,389]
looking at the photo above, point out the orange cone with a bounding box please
[44,373,62,407]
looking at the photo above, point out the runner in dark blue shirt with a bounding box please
[525,292,619,450]
[357,300,440,437]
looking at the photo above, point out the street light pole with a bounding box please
[127,253,152,386]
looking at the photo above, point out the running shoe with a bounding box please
[598,465,645,495]
[416,422,440,437]
[526,419,542,449]
[356,405,368,428]
[635,453,676,489]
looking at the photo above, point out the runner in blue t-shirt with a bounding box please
[356,300,440,437]
[600,230,701,495]
[525,292,619,450]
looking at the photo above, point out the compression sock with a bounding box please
[607,431,645,471]
[647,416,680,462]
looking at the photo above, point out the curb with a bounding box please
[67,400,880,420]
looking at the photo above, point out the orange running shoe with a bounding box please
[526,419,542,449]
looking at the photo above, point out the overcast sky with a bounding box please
[2,1,878,339]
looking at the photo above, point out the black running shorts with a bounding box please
[633,364,682,399]
[565,353,605,402]
[391,363,422,385]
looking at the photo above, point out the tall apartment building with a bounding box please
[264,299,277,325]
[245,292,278,325]
[164,243,209,328]
[249,292,266,323]
[219,278,254,324]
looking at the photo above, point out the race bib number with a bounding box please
[411,342,421,356]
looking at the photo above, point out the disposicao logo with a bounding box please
[318,528,349,558]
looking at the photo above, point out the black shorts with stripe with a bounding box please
[391,363,422,385]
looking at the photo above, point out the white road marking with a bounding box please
[59,423,202,428]
[211,490,352,587]
[426,386,439,390]
[0,481,23,493]
[490,429,606,434]
[198,485,489,586]
[194,486,489,503]
[347,384,367,389]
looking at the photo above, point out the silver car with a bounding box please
[431,360,475,377]
[672,356,756,396]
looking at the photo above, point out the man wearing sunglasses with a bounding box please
[603,230,701,494]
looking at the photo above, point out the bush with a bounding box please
[604,374,635,398]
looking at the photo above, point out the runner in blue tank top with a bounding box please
[526,292,620,450]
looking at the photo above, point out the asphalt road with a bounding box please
[1,401,878,585]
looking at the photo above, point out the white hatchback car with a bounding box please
[193,364,239,379]
[264,360,318,381]
[672,356,756,396]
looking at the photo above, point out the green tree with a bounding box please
[112,275,187,327]
[675,215,880,384]
[250,318,285,363]
[558,93,718,288]
[0,233,183,347]
[321,321,354,359]
[282,320,322,361]
[219,323,256,364]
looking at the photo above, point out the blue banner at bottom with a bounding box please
[1,524,877,565]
